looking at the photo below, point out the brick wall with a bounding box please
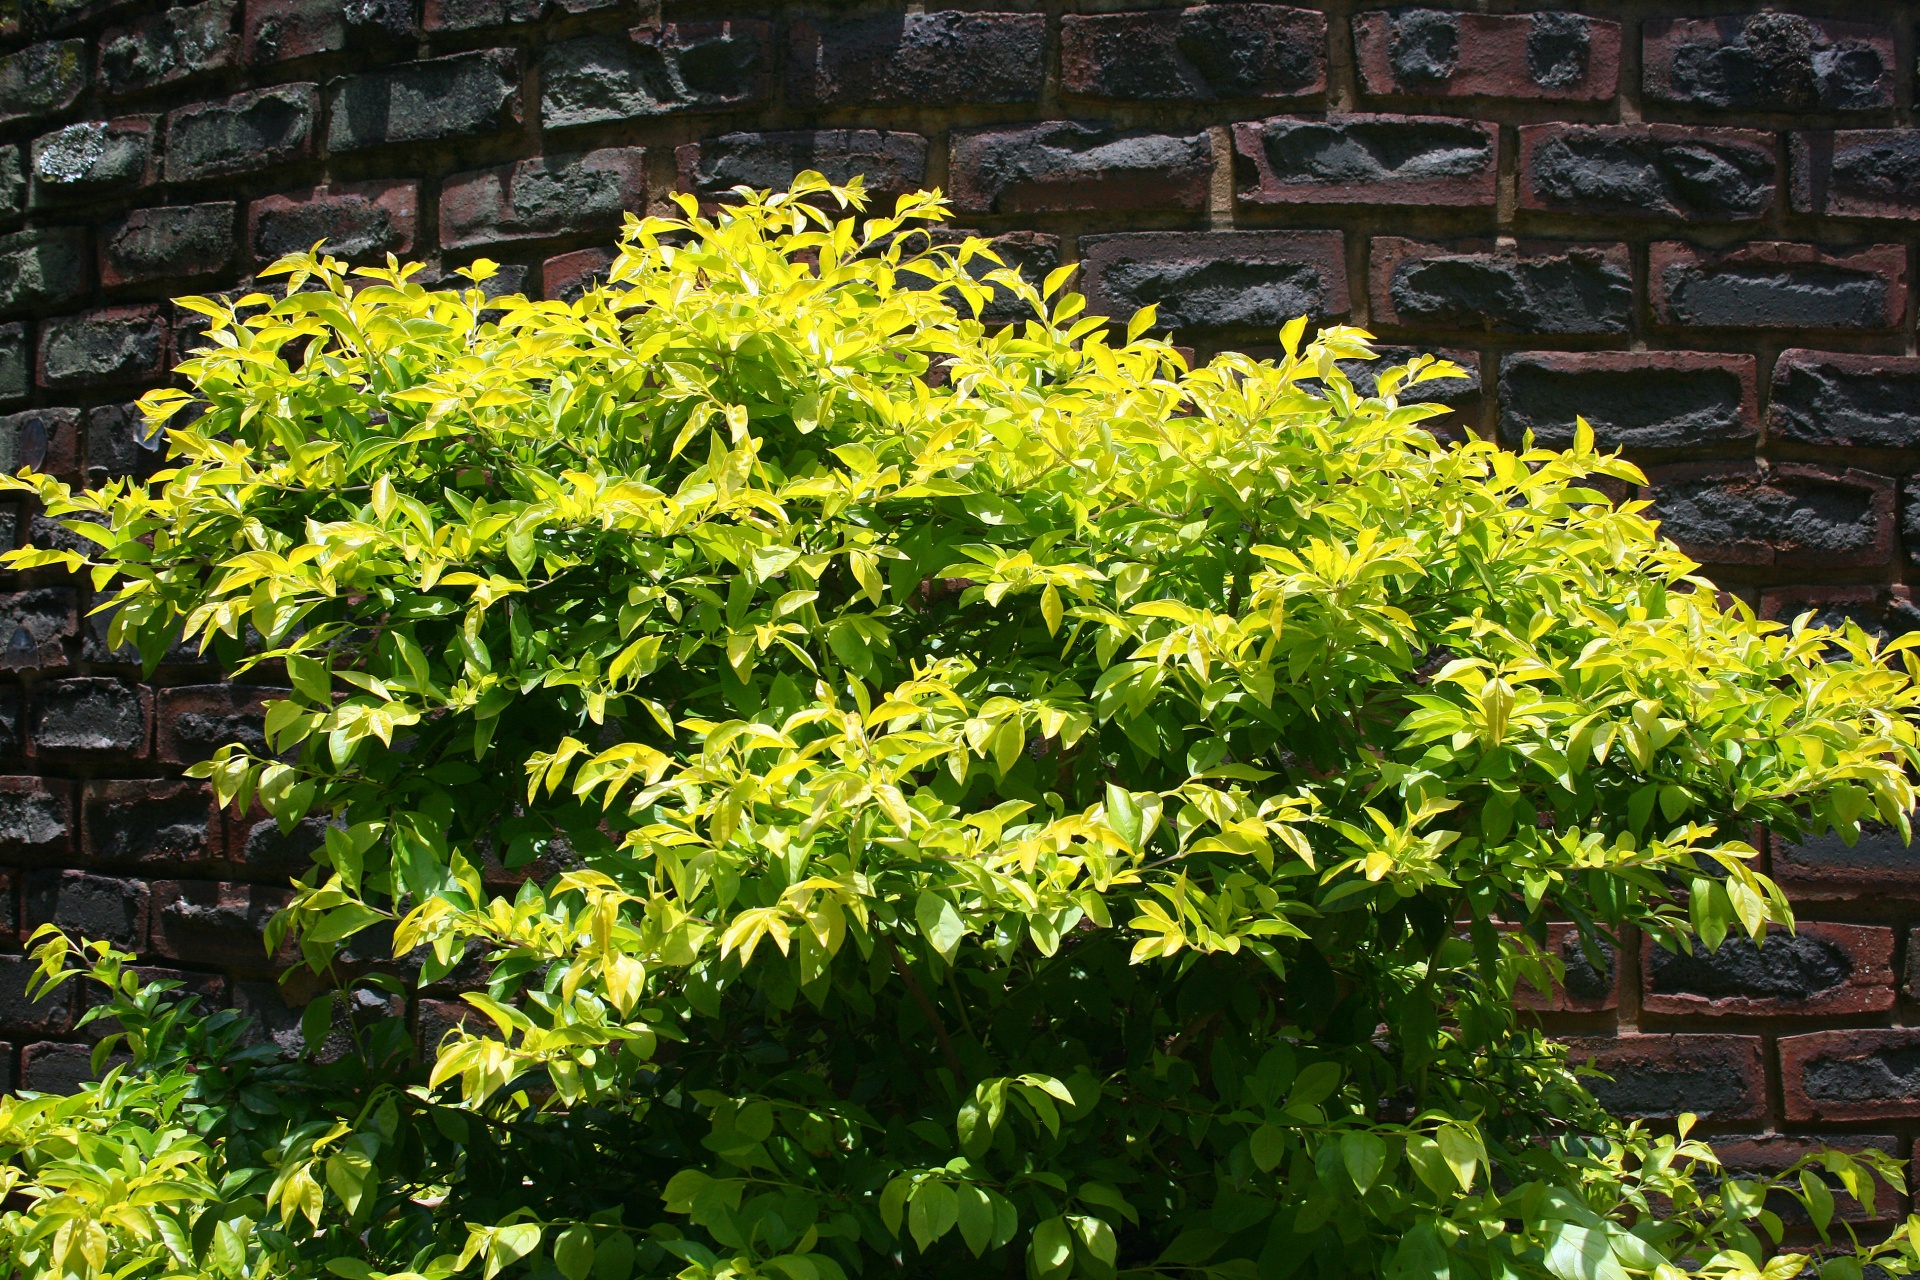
[0,0,1914,1186]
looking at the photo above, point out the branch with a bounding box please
[885,935,965,1082]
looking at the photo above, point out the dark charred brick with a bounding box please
[914,228,1063,326]
[542,246,612,303]
[1771,351,1920,449]
[25,511,103,559]
[21,1041,113,1093]
[100,202,234,288]
[1328,345,1480,413]
[99,0,235,97]
[1642,923,1893,1017]
[1559,1033,1765,1121]
[423,0,542,32]
[1079,231,1348,331]
[1352,10,1619,101]
[37,306,168,389]
[1234,114,1494,207]
[29,679,149,758]
[0,588,74,670]
[0,323,24,403]
[156,684,281,763]
[0,41,87,126]
[1516,922,1618,1013]
[23,868,147,949]
[676,130,928,204]
[1498,352,1757,452]
[0,406,81,481]
[1782,1030,1920,1123]
[0,953,70,1035]
[1643,463,1894,570]
[227,812,327,879]
[1792,131,1920,221]
[0,777,72,862]
[1650,241,1906,331]
[1644,15,1894,113]
[1062,5,1325,102]
[1518,124,1775,221]
[327,50,521,152]
[248,181,416,266]
[29,117,156,205]
[1774,821,1920,895]
[149,879,293,969]
[1759,585,1920,646]
[0,688,19,756]
[163,84,318,182]
[950,123,1210,215]
[82,779,219,871]
[541,23,770,128]
[84,402,161,484]
[440,147,646,250]
[0,229,88,316]
[1371,237,1631,336]
[787,11,1043,107]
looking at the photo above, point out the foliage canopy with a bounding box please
[4,176,1920,1280]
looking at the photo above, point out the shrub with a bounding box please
[3,175,1918,1280]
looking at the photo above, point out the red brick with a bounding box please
[248,181,417,266]
[1792,132,1920,221]
[0,777,73,863]
[416,996,497,1056]
[676,130,928,206]
[81,779,221,872]
[1518,124,1775,221]
[156,684,281,764]
[542,247,614,303]
[1771,350,1920,449]
[37,305,168,390]
[148,879,295,970]
[1078,230,1348,331]
[1369,237,1631,336]
[1709,1135,1899,1228]
[1234,114,1495,208]
[439,147,646,251]
[1353,11,1618,101]
[1497,351,1757,452]
[949,123,1210,215]
[1641,463,1894,571]
[423,0,542,32]
[1649,241,1907,332]
[1062,6,1325,102]
[0,407,82,483]
[1641,922,1893,1019]
[786,11,1044,107]
[1774,822,1920,896]
[1515,921,1618,1014]
[1559,1033,1766,1122]
[243,0,343,64]
[1644,16,1894,112]
[1781,1029,1920,1122]
[23,868,148,951]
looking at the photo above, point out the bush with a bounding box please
[3,175,1918,1280]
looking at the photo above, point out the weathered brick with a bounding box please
[0,953,70,1035]
[37,305,168,389]
[1497,352,1757,452]
[164,84,318,182]
[1060,5,1324,102]
[0,41,87,126]
[339,0,414,37]
[1515,922,1618,1014]
[1771,350,1920,449]
[440,147,646,251]
[99,0,235,97]
[0,688,20,757]
[1644,15,1894,112]
[1370,237,1631,336]
[0,147,22,223]
[84,401,161,484]
[0,229,88,316]
[244,0,344,63]
[1781,1029,1920,1123]
[1792,131,1920,221]
[950,124,1210,215]
[1642,923,1893,1018]
[29,678,149,758]
[1643,463,1894,571]
[327,50,520,152]
[21,1041,104,1093]
[82,779,220,871]
[541,23,770,128]
[1334,345,1480,413]
[0,587,74,670]
[23,868,147,950]
[1080,231,1348,330]
[0,406,82,481]
[787,11,1043,107]
[677,130,928,204]
[1774,822,1920,895]
[149,879,293,969]
[100,202,234,288]
[156,684,281,763]
[249,181,415,266]
[25,0,136,35]
[1518,124,1775,221]
[226,812,326,880]
[542,246,613,303]
[1759,585,1920,645]
[1235,113,1495,208]
[1559,1033,1765,1122]
[1650,241,1907,331]
[29,118,157,205]
[423,0,542,32]
[0,777,72,862]
[0,323,24,403]
[1709,1136,1898,1228]
[1352,10,1618,101]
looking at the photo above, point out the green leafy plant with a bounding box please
[3,174,1919,1280]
